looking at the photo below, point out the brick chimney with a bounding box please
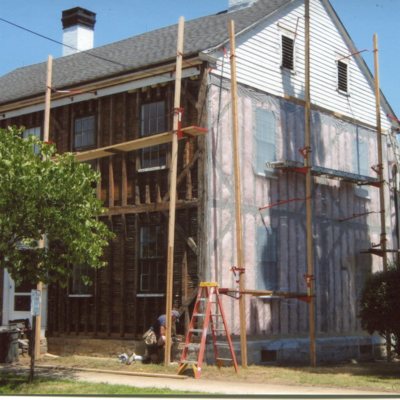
[229,0,257,11]
[61,7,96,56]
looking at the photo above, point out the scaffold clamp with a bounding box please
[174,107,184,138]
[299,146,312,158]
[231,266,245,284]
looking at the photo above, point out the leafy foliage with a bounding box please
[0,126,113,285]
[359,265,400,356]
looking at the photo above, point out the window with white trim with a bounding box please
[74,115,96,150]
[140,101,167,169]
[14,280,36,311]
[254,108,276,175]
[139,225,165,292]
[353,128,369,177]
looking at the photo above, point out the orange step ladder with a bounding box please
[177,282,238,378]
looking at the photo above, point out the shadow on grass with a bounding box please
[291,361,400,380]
[0,365,80,387]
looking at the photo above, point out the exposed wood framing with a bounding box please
[3,50,205,340]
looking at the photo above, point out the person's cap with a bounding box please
[172,310,180,320]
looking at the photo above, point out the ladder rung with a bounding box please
[190,328,203,333]
[216,357,233,361]
[181,360,198,365]
[185,343,201,349]
[215,341,230,347]
[194,313,205,317]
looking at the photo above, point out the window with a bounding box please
[281,35,294,70]
[14,280,36,311]
[23,126,41,140]
[23,126,41,154]
[353,128,369,176]
[337,61,348,93]
[140,101,167,169]
[254,108,276,174]
[74,115,95,149]
[69,264,93,297]
[256,226,278,291]
[139,225,165,292]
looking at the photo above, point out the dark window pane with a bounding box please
[70,264,93,295]
[14,295,30,311]
[140,102,166,168]
[15,280,35,293]
[74,116,95,150]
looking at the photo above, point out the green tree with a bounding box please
[0,126,113,286]
[359,265,400,358]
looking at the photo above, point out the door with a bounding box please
[2,270,47,330]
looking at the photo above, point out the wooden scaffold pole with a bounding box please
[229,19,248,368]
[304,0,317,367]
[165,16,185,366]
[373,33,391,360]
[35,54,53,360]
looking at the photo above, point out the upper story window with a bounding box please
[353,128,369,177]
[281,35,294,70]
[254,108,276,175]
[140,101,167,170]
[337,60,348,93]
[74,115,96,150]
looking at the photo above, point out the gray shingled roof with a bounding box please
[0,0,291,106]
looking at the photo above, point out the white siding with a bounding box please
[209,0,391,130]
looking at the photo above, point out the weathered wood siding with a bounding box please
[208,0,391,131]
[205,79,395,338]
[0,73,206,337]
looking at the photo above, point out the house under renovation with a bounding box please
[0,0,399,364]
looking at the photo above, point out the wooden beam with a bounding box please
[304,0,317,368]
[107,217,114,337]
[120,215,127,337]
[74,126,206,162]
[373,33,391,361]
[229,19,247,368]
[35,54,53,360]
[165,16,184,366]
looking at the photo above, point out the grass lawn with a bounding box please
[0,372,198,395]
[1,355,399,394]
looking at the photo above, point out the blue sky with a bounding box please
[0,0,399,117]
